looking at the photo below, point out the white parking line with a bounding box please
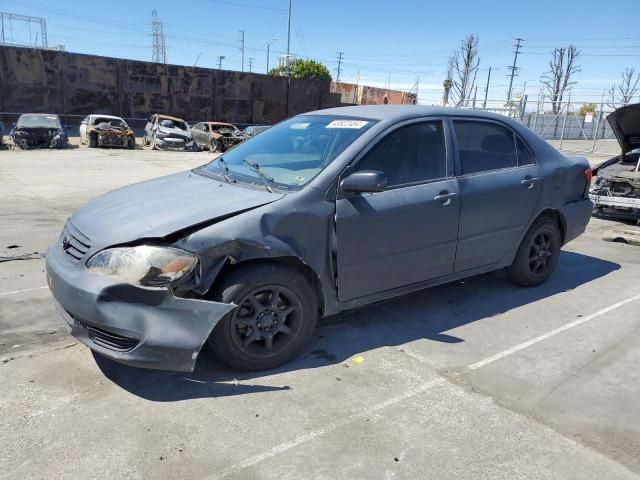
[0,286,48,297]
[210,292,640,480]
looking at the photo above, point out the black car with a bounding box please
[46,106,593,372]
[10,113,68,149]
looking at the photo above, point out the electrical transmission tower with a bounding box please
[151,10,166,64]
[248,57,254,72]
[335,51,344,82]
[0,12,48,47]
[239,29,245,72]
[506,38,524,102]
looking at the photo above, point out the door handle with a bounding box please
[433,191,458,205]
[521,177,540,189]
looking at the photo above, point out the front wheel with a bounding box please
[208,263,318,371]
[210,139,223,153]
[506,216,561,287]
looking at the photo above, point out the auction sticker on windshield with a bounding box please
[326,120,369,129]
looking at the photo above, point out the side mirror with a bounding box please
[340,170,387,194]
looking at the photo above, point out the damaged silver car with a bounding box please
[142,113,196,151]
[10,113,69,149]
[46,106,593,372]
[590,103,640,220]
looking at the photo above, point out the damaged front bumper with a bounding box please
[45,241,235,372]
[154,136,195,151]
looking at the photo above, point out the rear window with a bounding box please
[453,121,517,174]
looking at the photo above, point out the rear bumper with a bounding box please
[155,137,194,150]
[560,199,593,244]
[46,242,235,372]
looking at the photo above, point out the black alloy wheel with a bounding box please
[208,263,317,370]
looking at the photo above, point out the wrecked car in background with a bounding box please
[191,122,245,153]
[590,103,640,220]
[46,105,593,373]
[143,114,196,151]
[10,114,68,149]
[80,114,135,149]
[243,124,271,138]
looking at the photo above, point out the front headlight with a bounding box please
[86,245,198,287]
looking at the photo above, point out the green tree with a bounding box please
[577,103,596,116]
[269,58,332,81]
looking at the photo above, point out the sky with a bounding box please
[2,0,639,106]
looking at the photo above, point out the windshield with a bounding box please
[17,114,61,129]
[93,117,127,128]
[159,118,188,131]
[201,115,375,189]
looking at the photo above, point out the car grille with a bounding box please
[61,223,91,263]
[78,320,139,352]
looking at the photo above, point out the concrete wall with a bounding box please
[331,82,417,105]
[0,46,343,127]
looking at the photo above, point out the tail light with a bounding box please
[584,168,593,184]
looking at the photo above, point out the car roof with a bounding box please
[305,105,516,123]
[89,114,123,120]
[19,113,59,118]
[205,122,235,127]
[157,114,186,122]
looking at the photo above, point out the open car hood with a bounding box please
[607,103,640,154]
[69,171,284,250]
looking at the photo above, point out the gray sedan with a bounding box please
[46,106,593,371]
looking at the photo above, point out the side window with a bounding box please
[453,121,517,174]
[516,136,535,166]
[202,124,209,132]
[356,121,446,187]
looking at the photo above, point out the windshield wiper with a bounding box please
[217,157,234,182]
[242,158,275,191]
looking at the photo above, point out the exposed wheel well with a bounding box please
[213,257,326,315]
[536,209,567,243]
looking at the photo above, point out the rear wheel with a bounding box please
[207,263,317,371]
[127,137,136,150]
[506,216,561,287]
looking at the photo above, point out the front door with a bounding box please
[336,120,460,302]
[451,119,543,272]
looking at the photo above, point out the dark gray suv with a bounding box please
[46,106,593,371]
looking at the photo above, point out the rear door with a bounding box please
[451,118,542,272]
[335,119,460,302]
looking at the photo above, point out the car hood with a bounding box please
[607,103,640,154]
[158,126,191,138]
[69,170,284,249]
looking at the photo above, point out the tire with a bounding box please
[210,139,223,153]
[506,216,561,287]
[207,263,318,371]
[88,134,97,148]
[127,137,136,150]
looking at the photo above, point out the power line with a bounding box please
[335,51,344,82]
[506,38,524,102]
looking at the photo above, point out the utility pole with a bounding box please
[353,71,360,104]
[285,0,292,77]
[266,38,277,73]
[335,51,344,83]
[217,55,225,70]
[483,66,492,108]
[248,57,254,72]
[239,29,245,72]
[472,86,478,108]
[506,38,524,102]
